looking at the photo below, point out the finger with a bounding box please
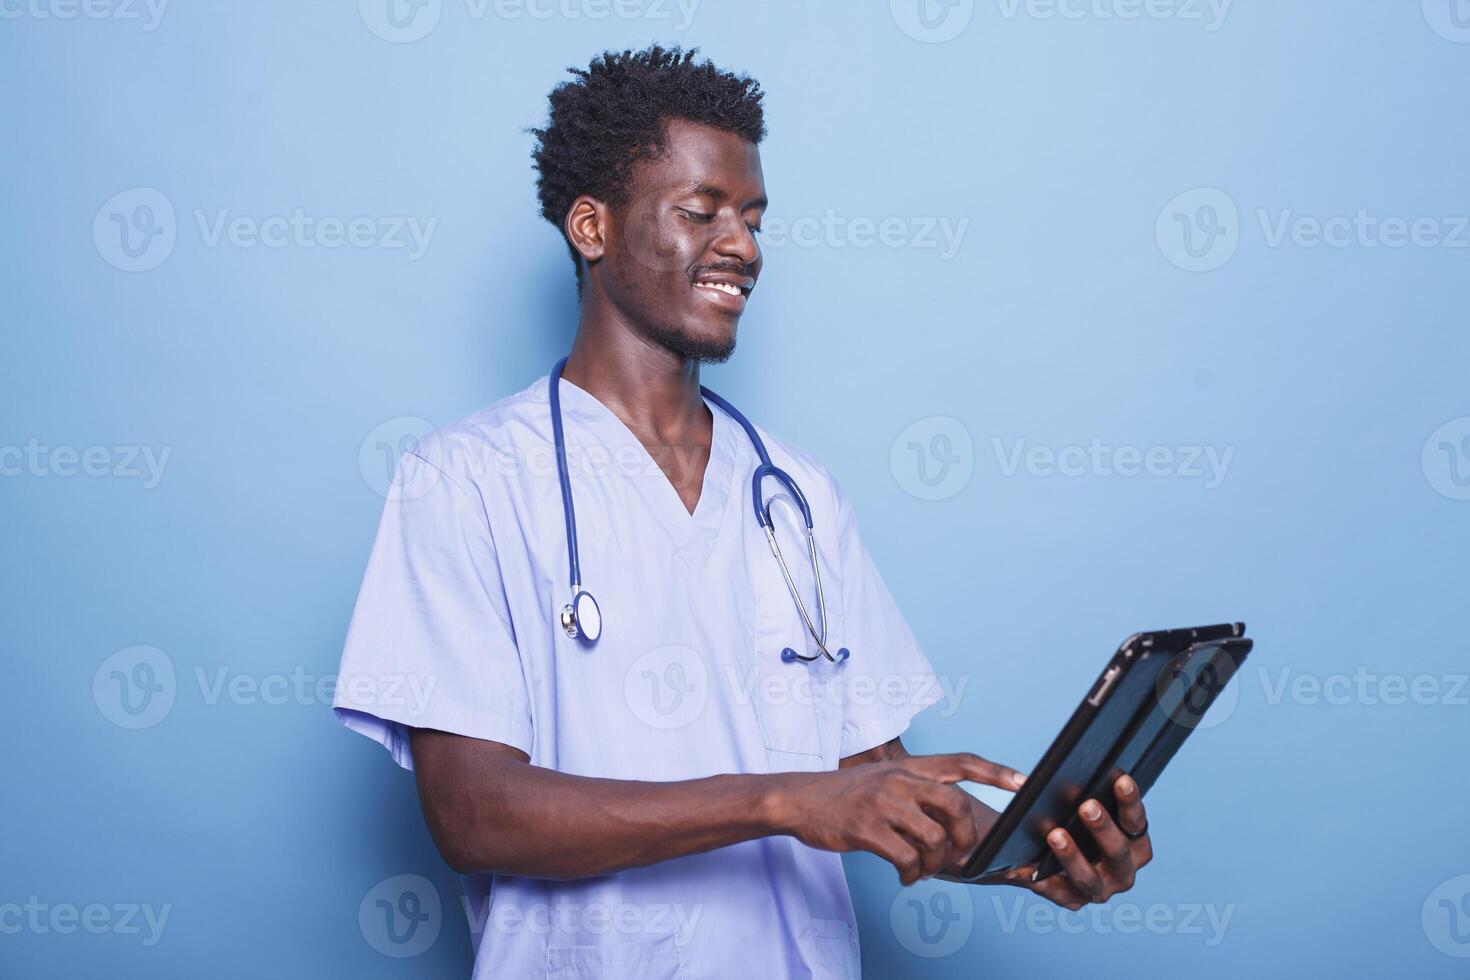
[890,807,953,879]
[996,865,1090,911]
[1026,870,1091,911]
[869,829,923,886]
[1078,799,1134,882]
[995,866,1033,887]
[912,781,979,862]
[1114,774,1148,837]
[905,752,1028,790]
[1046,828,1106,902]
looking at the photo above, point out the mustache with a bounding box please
[688,262,754,280]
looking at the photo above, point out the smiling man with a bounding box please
[333,44,1153,978]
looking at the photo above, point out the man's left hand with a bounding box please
[988,774,1153,909]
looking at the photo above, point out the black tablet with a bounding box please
[957,623,1253,882]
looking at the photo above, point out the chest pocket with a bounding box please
[749,490,844,771]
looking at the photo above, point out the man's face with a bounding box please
[599,118,766,363]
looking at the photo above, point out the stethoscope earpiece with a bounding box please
[781,646,851,665]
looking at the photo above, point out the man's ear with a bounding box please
[564,196,607,266]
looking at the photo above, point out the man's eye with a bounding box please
[747,224,762,236]
[679,209,716,223]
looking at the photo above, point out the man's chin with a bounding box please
[647,322,738,364]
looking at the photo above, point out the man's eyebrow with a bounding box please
[688,181,768,210]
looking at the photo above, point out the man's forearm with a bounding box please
[411,728,811,879]
[411,729,1019,884]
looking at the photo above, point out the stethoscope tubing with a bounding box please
[548,357,584,593]
[549,357,847,664]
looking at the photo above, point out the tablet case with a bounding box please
[958,623,1251,882]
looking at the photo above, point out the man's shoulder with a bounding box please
[752,424,828,480]
[743,418,846,512]
[400,375,552,489]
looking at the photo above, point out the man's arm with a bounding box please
[839,735,911,768]
[844,736,1155,908]
[409,728,1025,885]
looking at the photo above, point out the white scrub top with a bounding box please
[334,372,941,979]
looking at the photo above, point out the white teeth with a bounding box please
[695,281,742,296]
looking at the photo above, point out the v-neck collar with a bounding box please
[546,373,743,573]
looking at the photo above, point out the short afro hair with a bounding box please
[530,44,767,286]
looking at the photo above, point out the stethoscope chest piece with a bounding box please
[561,589,602,644]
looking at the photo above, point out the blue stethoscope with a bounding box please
[549,357,850,665]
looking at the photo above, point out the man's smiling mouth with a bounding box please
[691,272,755,303]
[694,281,745,297]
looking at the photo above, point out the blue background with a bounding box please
[4,0,1468,976]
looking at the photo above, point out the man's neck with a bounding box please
[560,309,709,444]
[560,306,717,517]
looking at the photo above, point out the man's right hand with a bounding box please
[769,753,1027,885]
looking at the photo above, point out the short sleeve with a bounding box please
[831,480,943,758]
[332,448,533,769]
